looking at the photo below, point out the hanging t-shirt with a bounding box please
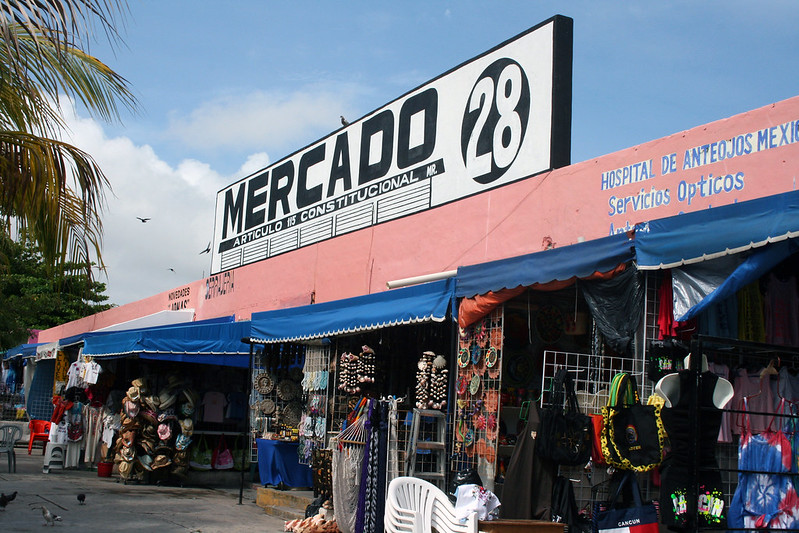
[731,368,775,435]
[738,282,766,343]
[202,391,227,423]
[83,360,102,385]
[66,361,83,390]
[226,391,247,420]
[765,273,799,346]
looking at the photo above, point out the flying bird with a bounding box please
[199,242,211,255]
[0,491,17,510]
[168,268,175,272]
[41,505,61,526]
[136,217,151,223]
[340,115,349,126]
[77,493,85,505]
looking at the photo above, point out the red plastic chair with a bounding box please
[28,419,51,455]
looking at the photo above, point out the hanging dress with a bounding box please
[729,399,799,529]
[659,371,726,530]
[500,401,556,519]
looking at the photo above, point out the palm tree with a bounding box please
[0,0,136,276]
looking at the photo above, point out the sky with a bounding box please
[59,1,798,306]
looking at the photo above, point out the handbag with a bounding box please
[538,368,593,466]
[448,467,483,502]
[189,435,213,470]
[212,435,234,470]
[232,435,250,471]
[590,413,606,465]
[601,373,665,472]
[550,475,591,532]
[595,471,659,533]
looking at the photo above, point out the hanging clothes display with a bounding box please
[737,281,766,342]
[500,401,556,519]
[765,273,799,346]
[729,399,799,529]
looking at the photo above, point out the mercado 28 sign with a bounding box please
[211,15,573,274]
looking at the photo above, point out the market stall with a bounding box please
[43,319,255,486]
[248,278,456,533]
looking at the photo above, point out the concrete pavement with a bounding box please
[0,445,289,532]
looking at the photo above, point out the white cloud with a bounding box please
[238,152,271,177]
[59,108,231,306]
[165,88,357,154]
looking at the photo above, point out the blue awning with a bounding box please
[59,315,235,348]
[249,278,455,344]
[82,320,252,368]
[635,190,799,270]
[455,233,635,298]
[4,343,43,360]
[674,239,799,321]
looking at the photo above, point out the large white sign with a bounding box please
[212,16,572,274]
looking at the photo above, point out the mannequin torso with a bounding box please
[655,354,733,409]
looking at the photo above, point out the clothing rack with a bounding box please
[682,335,799,532]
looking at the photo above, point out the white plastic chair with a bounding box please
[385,476,478,533]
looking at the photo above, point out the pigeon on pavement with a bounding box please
[77,493,85,505]
[0,491,17,510]
[41,505,62,526]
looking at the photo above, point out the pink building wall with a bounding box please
[38,95,799,342]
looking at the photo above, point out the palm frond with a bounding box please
[0,22,135,125]
[0,129,107,274]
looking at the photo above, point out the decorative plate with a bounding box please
[457,347,470,368]
[456,375,469,396]
[469,373,481,395]
[277,380,299,401]
[470,343,482,365]
[485,346,498,368]
[283,403,302,427]
[535,305,565,344]
[260,398,276,415]
[254,372,275,395]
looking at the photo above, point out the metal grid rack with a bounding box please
[450,307,504,491]
[540,349,649,415]
[249,343,307,465]
[541,349,653,510]
[298,344,331,465]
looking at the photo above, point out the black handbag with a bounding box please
[550,475,591,533]
[537,368,593,466]
[447,467,483,502]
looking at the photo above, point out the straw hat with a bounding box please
[118,459,133,479]
[158,388,179,409]
[126,386,140,403]
[151,454,172,470]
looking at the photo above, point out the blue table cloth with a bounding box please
[256,439,312,488]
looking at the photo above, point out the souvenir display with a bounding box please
[414,351,448,409]
[458,347,470,368]
[254,372,275,395]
